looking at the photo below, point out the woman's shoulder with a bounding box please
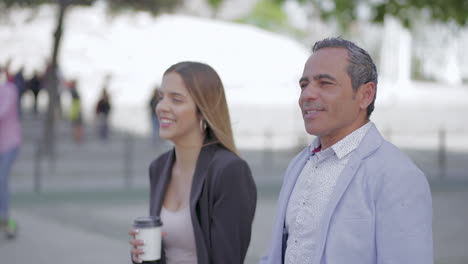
[207,145,256,196]
[209,144,248,169]
[149,149,173,173]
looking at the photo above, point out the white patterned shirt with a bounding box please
[284,122,373,264]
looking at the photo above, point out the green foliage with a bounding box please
[105,0,183,16]
[207,0,223,10]
[0,0,94,8]
[274,0,468,31]
[0,0,183,16]
[236,0,287,31]
[236,0,306,39]
[316,0,358,30]
[371,0,468,27]
[236,0,305,39]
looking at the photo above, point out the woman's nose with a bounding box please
[155,98,168,113]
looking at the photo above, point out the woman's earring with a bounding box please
[200,119,207,132]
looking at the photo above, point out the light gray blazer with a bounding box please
[260,124,433,264]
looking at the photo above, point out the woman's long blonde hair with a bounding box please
[163,61,238,155]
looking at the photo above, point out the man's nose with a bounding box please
[300,84,319,101]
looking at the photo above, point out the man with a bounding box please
[260,37,432,264]
[28,71,42,116]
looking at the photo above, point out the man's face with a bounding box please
[299,47,369,148]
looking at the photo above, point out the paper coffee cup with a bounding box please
[133,216,163,261]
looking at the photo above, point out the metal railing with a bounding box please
[27,127,468,193]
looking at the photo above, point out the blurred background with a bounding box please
[0,0,467,263]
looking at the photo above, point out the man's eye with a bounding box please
[300,83,308,89]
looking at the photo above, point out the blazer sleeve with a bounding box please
[375,164,433,264]
[209,158,257,264]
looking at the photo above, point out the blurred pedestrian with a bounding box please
[148,86,160,145]
[0,73,22,240]
[42,61,66,119]
[3,59,14,83]
[95,87,111,141]
[129,61,257,264]
[68,80,84,143]
[28,71,42,116]
[14,67,27,118]
[260,37,433,264]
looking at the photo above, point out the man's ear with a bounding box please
[358,82,375,110]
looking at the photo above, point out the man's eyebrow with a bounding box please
[313,74,336,81]
[299,77,309,84]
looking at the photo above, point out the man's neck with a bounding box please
[320,119,369,150]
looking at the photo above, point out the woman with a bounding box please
[68,80,83,143]
[129,61,257,263]
[0,73,21,239]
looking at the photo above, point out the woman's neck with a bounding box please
[173,141,203,177]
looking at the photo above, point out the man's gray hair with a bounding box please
[312,37,378,118]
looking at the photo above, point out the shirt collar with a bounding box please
[309,121,374,159]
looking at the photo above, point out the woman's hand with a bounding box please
[129,229,144,263]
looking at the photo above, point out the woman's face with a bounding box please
[156,72,202,146]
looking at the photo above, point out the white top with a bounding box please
[284,122,372,263]
[161,206,198,264]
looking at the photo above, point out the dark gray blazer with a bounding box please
[148,143,257,264]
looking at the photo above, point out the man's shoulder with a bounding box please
[360,124,416,168]
[363,139,426,183]
[373,140,416,165]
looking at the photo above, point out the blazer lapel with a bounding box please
[314,125,384,263]
[153,144,215,215]
[188,144,217,263]
[152,149,175,216]
[266,148,309,264]
[277,149,310,224]
[189,144,217,208]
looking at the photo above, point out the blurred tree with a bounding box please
[277,0,468,30]
[240,0,288,30]
[105,0,182,15]
[0,0,183,157]
[207,0,224,18]
[236,0,305,37]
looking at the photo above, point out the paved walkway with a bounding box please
[1,185,468,264]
